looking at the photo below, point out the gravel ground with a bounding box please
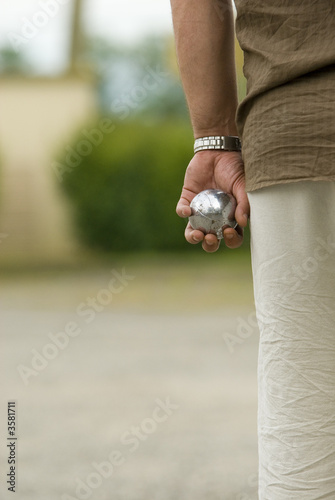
[0,260,258,500]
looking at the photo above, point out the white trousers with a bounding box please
[248,181,335,499]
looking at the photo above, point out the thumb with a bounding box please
[176,196,192,218]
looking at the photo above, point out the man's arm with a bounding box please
[170,0,238,138]
[170,0,249,252]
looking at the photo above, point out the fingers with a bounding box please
[234,188,250,228]
[222,226,244,249]
[203,233,220,253]
[185,224,219,252]
[185,224,204,244]
[184,223,244,252]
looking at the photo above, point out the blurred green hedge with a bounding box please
[59,118,195,252]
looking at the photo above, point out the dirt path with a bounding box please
[0,260,258,500]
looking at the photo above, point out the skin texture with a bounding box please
[170,0,250,252]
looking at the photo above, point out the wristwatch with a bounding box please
[194,135,241,154]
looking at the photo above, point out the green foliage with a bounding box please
[0,46,31,75]
[61,119,194,252]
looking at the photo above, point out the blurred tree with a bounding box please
[0,46,31,75]
[0,0,87,77]
[68,0,85,75]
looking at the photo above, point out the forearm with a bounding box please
[170,0,238,138]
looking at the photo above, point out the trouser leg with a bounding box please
[248,181,335,499]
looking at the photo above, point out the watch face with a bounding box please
[189,189,237,239]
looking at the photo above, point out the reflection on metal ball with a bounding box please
[189,189,237,240]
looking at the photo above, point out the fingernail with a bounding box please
[226,233,234,240]
[243,214,248,222]
[207,240,215,246]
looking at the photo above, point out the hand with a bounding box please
[176,150,249,252]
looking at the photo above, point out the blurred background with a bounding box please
[0,1,257,499]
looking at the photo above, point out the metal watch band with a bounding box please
[194,136,241,154]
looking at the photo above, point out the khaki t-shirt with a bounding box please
[234,0,335,192]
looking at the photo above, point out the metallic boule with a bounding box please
[189,189,237,239]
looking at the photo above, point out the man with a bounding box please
[170,0,335,498]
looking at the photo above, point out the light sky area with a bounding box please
[0,0,174,74]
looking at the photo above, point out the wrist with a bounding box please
[194,127,239,139]
[193,115,238,139]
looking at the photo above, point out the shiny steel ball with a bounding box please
[189,189,237,239]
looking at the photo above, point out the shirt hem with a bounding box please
[245,175,335,193]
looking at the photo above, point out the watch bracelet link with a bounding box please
[194,136,241,154]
